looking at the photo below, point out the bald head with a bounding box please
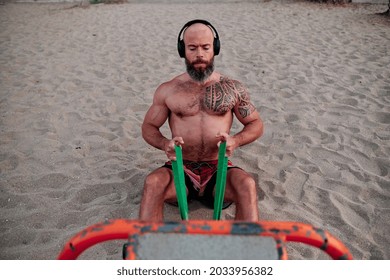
[182,23,216,60]
[177,20,220,59]
[178,21,219,82]
[183,23,215,46]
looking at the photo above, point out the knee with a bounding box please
[232,174,256,190]
[143,170,171,194]
[237,176,257,197]
[226,172,257,199]
[242,176,256,188]
[144,173,159,187]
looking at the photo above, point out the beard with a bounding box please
[185,57,214,83]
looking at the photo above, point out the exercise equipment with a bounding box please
[171,142,228,220]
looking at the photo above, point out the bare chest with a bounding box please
[167,80,237,117]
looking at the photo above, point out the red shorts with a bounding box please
[163,160,238,209]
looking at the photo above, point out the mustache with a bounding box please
[192,59,208,64]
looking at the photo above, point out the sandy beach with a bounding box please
[0,0,389,260]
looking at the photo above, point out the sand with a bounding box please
[0,0,389,260]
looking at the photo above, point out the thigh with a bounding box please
[147,167,177,200]
[155,167,189,203]
[224,168,254,200]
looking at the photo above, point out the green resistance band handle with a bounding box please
[213,141,228,220]
[171,145,189,220]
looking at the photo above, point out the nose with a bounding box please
[195,47,204,58]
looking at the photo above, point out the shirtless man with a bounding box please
[139,19,263,221]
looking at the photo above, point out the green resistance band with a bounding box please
[171,145,189,220]
[213,141,228,220]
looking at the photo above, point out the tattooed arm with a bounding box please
[221,79,263,154]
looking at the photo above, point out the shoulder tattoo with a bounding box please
[204,77,255,118]
[233,79,256,118]
[204,79,236,114]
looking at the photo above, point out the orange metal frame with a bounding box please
[57,219,353,260]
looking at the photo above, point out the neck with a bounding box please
[188,71,219,85]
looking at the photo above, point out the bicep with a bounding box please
[143,103,169,129]
[143,85,170,129]
[233,82,258,125]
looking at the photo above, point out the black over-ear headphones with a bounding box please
[177,19,220,58]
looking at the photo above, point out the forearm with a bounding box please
[232,119,263,148]
[141,123,169,151]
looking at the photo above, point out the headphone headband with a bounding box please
[177,19,220,58]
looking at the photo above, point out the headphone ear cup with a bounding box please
[178,40,185,58]
[214,38,220,56]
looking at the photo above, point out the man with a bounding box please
[139,19,263,221]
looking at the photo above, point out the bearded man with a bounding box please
[139,20,264,221]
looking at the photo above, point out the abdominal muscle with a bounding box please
[169,112,233,161]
